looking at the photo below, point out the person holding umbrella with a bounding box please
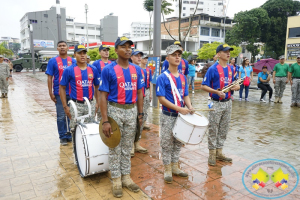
[273,56,289,103]
[288,55,300,107]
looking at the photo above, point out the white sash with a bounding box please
[164,71,183,106]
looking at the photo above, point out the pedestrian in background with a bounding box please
[257,66,273,102]
[273,56,289,103]
[188,60,196,94]
[0,55,11,98]
[229,57,239,100]
[239,58,253,101]
[288,55,300,107]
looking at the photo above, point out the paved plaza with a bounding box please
[0,72,300,200]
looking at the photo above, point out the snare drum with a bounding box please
[74,123,109,177]
[172,112,208,145]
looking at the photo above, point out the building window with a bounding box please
[211,28,220,37]
[66,18,73,22]
[218,2,223,6]
[289,27,300,38]
[199,2,204,5]
[183,7,186,10]
[81,27,84,29]
[29,19,37,24]
[200,41,209,48]
[44,14,48,18]
[183,13,186,17]
[192,16,199,21]
[181,18,189,23]
[190,1,197,4]
[200,27,210,36]
[183,1,189,4]
[190,8,194,11]
[197,8,203,12]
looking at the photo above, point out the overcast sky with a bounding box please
[0,0,269,39]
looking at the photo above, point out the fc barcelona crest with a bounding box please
[68,61,72,65]
[88,74,93,79]
[182,81,185,86]
[132,74,137,80]
[229,72,232,75]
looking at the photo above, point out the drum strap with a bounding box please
[163,71,183,106]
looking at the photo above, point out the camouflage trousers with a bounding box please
[96,108,102,122]
[274,77,287,98]
[0,75,8,94]
[136,89,151,140]
[69,100,96,129]
[208,100,232,150]
[108,103,137,178]
[160,113,182,165]
[291,79,300,104]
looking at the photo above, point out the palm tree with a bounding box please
[144,0,174,55]
[0,42,13,57]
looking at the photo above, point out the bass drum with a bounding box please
[73,123,109,177]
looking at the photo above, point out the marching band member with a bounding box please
[156,45,194,183]
[161,41,189,76]
[130,49,148,157]
[45,41,76,145]
[59,44,100,131]
[201,44,240,166]
[92,45,112,121]
[99,37,144,198]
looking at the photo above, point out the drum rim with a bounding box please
[178,112,208,127]
[73,124,88,178]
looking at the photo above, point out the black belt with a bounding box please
[71,98,93,104]
[162,110,178,117]
[211,98,230,102]
[146,88,150,90]
[293,77,300,79]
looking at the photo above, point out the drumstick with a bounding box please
[195,109,215,111]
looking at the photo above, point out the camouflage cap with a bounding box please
[166,45,182,55]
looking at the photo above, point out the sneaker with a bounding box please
[269,99,273,102]
[192,90,194,94]
[60,139,67,146]
[67,138,72,142]
[208,96,211,100]
[260,99,266,103]
[245,98,249,102]
[239,98,242,101]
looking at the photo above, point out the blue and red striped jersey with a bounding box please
[45,56,76,95]
[60,65,100,101]
[92,59,112,78]
[99,62,144,104]
[202,62,235,100]
[161,58,189,75]
[156,70,189,113]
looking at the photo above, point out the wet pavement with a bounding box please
[0,72,300,200]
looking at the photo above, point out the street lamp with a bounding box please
[56,0,62,42]
[85,4,89,50]
[29,24,36,74]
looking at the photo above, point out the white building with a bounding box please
[66,17,100,45]
[173,0,227,18]
[130,22,153,38]
[0,37,20,44]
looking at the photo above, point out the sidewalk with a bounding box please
[0,72,299,200]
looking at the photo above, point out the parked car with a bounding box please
[195,63,205,72]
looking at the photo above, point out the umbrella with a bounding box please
[254,58,279,71]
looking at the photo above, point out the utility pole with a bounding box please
[29,24,36,74]
[56,0,62,42]
[152,0,161,108]
[85,4,89,50]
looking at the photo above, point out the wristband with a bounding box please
[102,121,110,125]
[63,106,68,109]
[138,113,144,116]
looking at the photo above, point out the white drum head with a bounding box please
[179,112,208,126]
[74,125,87,177]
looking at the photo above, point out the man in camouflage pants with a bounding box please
[288,55,300,107]
[69,100,96,128]
[0,55,11,98]
[99,37,144,198]
[273,56,289,103]
[156,45,194,184]
[201,44,240,166]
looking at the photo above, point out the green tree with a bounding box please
[197,42,241,60]
[87,47,118,61]
[261,0,300,57]
[225,8,270,61]
[143,0,174,54]
[11,43,21,55]
[182,51,192,60]
[0,42,13,57]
